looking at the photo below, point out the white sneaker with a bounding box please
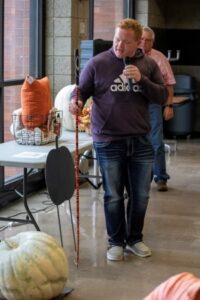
[107,246,124,261]
[126,242,152,257]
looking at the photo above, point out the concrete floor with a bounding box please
[0,138,200,300]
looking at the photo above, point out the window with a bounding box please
[0,0,44,192]
[4,1,30,80]
[90,0,135,40]
[93,0,124,40]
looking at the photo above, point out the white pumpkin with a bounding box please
[0,231,69,300]
[54,84,76,131]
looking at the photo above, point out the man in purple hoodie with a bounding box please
[69,18,168,261]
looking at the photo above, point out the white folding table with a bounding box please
[0,131,93,230]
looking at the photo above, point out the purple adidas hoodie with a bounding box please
[78,48,168,142]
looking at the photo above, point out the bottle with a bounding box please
[54,113,61,136]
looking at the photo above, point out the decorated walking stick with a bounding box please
[74,48,80,267]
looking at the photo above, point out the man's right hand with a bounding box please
[69,87,83,115]
[69,98,83,115]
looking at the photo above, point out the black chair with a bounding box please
[45,140,76,249]
[164,74,198,137]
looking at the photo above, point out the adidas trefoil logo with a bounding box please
[110,73,141,92]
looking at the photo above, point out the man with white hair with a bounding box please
[140,26,176,192]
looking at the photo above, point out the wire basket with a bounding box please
[11,109,62,145]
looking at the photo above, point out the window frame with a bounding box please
[0,0,45,203]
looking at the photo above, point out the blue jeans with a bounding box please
[149,104,170,183]
[94,136,154,247]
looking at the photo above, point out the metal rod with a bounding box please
[56,205,63,247]
[23,168,40,231]
[68,199,77,251]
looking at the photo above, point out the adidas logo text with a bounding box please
[111,82,141,92]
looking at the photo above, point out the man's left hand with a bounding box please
[163,106,174,120]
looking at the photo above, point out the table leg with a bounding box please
[0,168,40,230]
[23,168,40,231]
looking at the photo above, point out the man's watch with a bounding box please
[164,104,173,108]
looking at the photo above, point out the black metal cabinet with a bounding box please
[164,75,198,137]
[80,39,112,71]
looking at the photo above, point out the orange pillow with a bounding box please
[143,272,200,300]
[21,76,52,129]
